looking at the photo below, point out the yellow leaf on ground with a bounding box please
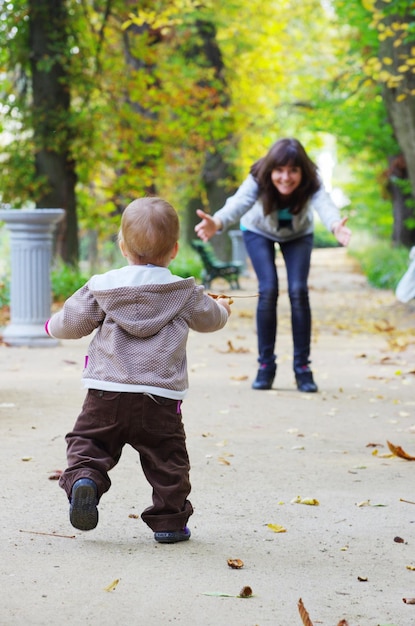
[104,579,120,592]
[267,523,287,533]
[291,496,320,505]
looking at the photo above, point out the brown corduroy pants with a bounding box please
[59,389,193,532]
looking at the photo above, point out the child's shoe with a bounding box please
[154,527,191,543]
[69,478,98,531]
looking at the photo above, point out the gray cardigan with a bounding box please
[214,174,341,242]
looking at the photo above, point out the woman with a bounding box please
[195,138,351,392]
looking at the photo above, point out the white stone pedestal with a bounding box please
[0,208,65,347]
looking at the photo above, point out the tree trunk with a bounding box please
[184,19,238,261]
[29,0,79,265]
[387,156,415,247]
[376,2,415,246]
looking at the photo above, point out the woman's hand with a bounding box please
[332,217,351,247]
[194,209,221,242]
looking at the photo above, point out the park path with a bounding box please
[1,247,415,626]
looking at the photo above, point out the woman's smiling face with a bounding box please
[271,164,302,197]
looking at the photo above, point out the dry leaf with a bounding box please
[406,565,415,571]
[218,457,231,465]
[298,598,314,626]
[387,440,415,460]
[227,558,244,569]
[48,469,63,480]
[394,536,405,543]
[238,586,253,598]
[104,579,120,592]
[403,597,415,604]
[357,576,368,582]
[128,513,139,519]
[217,340,250,354]
[356,500,371,507]
[267,523,287,533]
[374,319,395,332]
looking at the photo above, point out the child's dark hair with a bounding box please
[250,138,321,216]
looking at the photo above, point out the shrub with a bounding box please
[0,275,10,308]
[349,233,411,290]
[170,245,203,279]
[51,262,88,303]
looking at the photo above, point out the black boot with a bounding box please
[295,366,318,393]
[252,365,276,390]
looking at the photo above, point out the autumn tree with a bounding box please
[0,0,80,263]
[327,0,415,246]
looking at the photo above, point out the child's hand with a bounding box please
[216,296,232,315]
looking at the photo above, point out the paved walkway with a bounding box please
[1,248,415,626]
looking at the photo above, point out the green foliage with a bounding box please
[313,222,340,249]
[0,275,10,308]
[169,244,203,279]
[50,262,88,303]
[349,233,410,289]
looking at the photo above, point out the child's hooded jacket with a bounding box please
[46,265,228,399]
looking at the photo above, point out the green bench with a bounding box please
[191,239,242,290]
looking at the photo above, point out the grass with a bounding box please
[349,232,412,290]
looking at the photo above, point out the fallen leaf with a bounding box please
[267,523,287,533]
[298,598,313,626]
[374,319,395,332]
[227,558,244,569]
[403,597,415,604]
[357,576,368,582]
[217,340,250,354]
[218,457,231,465]
[394,536,405,543]
[230,375,249,381]
[291,496,320,506]
[21,457,32,462]
[238,586,253,598]
[128,513,139,519]
[104,579,120,592]
[387,440,415,460]
[48,470,63,480]
[406,565,415,571]
[366,442,384,448]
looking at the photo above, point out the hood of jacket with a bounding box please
[88,264,196,338]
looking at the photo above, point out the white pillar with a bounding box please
[229,229,249,276]
[0,208,65,347]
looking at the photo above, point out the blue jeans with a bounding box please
[243,230,313,372]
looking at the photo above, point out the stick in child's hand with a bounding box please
[208,292,233,305]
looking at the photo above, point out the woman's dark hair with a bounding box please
[250,138,321,216]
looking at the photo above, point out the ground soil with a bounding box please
[1,247,415,626]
